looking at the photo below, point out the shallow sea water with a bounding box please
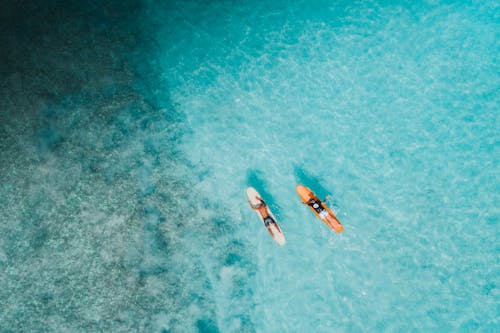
[0,0,498,332]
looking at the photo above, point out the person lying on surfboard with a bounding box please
[247,187,286,245]
[296,185,343,232]
[304,196,343,232]
[249,197,281,238]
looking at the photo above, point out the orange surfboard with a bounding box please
[296,185,343,233]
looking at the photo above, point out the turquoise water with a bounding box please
[0,0,498,332]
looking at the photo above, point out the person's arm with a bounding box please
[249,198,265,210]
[249,200,258,210]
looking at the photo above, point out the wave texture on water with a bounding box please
[1,0,499,332]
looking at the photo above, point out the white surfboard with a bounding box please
[246,187,286,246]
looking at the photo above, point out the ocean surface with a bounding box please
[0,0,498,332]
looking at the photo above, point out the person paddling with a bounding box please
[306,197,342,231]
[246,187,286,245]
[249,197,280,238]
[296,185,344,233]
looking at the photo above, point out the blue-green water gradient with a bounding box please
[0,0,498,332]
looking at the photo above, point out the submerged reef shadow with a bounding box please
[0,2,223,331]
[246,168,282,217]
[293,165,333,202]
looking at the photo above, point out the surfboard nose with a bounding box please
[295,184,307,193]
